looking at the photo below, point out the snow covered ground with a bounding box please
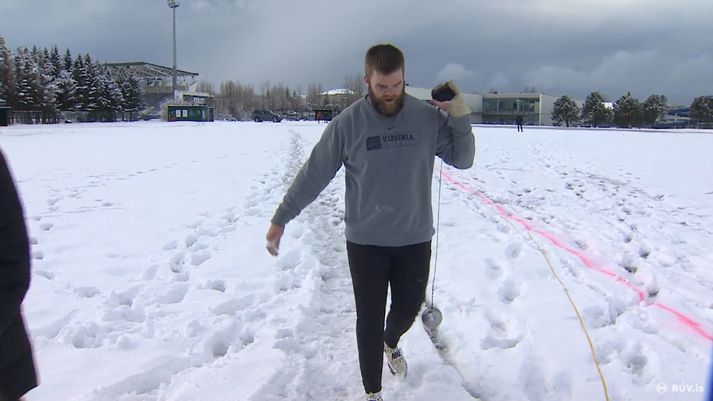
[1,121,711,401]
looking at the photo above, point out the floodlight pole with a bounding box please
[167,0,180,99]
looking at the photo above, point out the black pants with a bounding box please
[346,241,431,394]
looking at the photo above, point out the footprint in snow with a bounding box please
[211,294,257,316]
[204,320,246,357]
[481,310,525,350]
[170,253,187,273]
[201,279,227,292]
[162,240,179,251]
[624,308,658,335]
[35,270,55,280]
[638,243,652,259]
[105,286,142,307]
[574,238,588,250]
[497,278,522,304]
[74,286,101,298]
[65,322,105,349]
[276,249,303,271]
[621,341,659,384]
[485,257,504,279]
[190,249,212,266]
[622,232,634,243]
[142,264,159,280]
[153,283,189,305]
[619,252,639,273]
[582,304,615,329]
[184,234,199,248]
[505,242,523,259]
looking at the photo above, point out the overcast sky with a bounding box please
[2,0,712,104]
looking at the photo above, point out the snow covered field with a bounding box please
[1,121,712,401]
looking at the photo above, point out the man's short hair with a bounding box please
[365,44,405,77]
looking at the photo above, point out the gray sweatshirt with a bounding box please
[271,94,475,247]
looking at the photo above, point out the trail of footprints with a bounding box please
[251,129,363,400]
[432,165,671,393]
[27,149,317,399]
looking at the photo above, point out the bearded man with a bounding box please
[265,43,475,401]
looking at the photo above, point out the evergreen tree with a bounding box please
[97,65,123,120]
[50,45,62,77]
[581,91,610,127]
[39,54,58,116]
[94,68,111,112]
[84,54,99,111]
[0,36,15,106]
[1,40,145,121]
[107,75,124,113]
[54,69,77,111]
[30,46,41,67]
[121,73,144,118]
[63,49,73,72]
[551,95,581,127]
[14,47,37,110]
[613,92,641,128]
[689,96,713,125]
[42,47,51,71]
[72,55,85,110]
[641,95,667,128]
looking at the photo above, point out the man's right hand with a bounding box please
[265,223,284,256]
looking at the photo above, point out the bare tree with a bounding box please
[196,80,214,94]
[306,83,324,110]
[215,80,258,119]
[343,72,364,108]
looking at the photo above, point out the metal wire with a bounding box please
[430,159,444,309]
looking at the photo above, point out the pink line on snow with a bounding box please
[440,169,713,343]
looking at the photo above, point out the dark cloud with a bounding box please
[2,0,711,104]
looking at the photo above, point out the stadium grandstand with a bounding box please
[106,62,199,116]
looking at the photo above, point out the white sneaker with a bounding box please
[384,342,407,376]
[365,391,383,401]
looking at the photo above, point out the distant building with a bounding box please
[405,86,559,126]
[176,91,214,107]
[166,91,215,122]
[481,93,558,126]
[320,88,359,112]
[321,88,356,96]
[657,106,691,128]
[167,104,214,122]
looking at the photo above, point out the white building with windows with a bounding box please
[405,85,560,126]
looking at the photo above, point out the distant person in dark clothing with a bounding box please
[515,114,524,132]
[0,150,38,401]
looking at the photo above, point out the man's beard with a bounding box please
[368,86,405,117]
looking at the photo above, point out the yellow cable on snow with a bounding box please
[500,217,611,401]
